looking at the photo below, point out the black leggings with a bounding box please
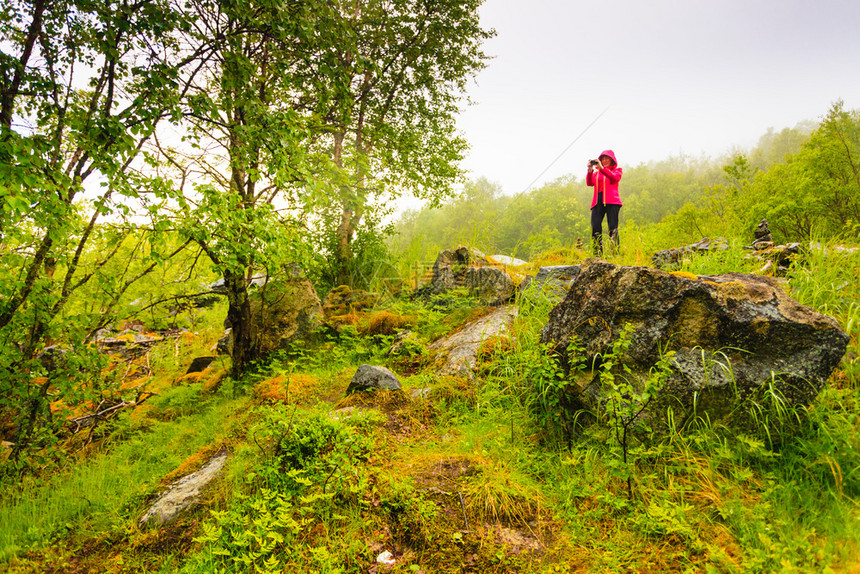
[591,202,620,254]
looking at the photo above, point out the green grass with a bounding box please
[0,384,248,563]
[2,237,859,573]
[785,244,860,387]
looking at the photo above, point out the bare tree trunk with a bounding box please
[0,235,53,330]
[0,0,46,132]
[9,377,52,463]
[333,122,371,287]
[224,268,256,376]
[335,206,356,286]
[331,130,354,286]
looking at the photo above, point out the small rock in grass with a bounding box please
[346,364,401,395]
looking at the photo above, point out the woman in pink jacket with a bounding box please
[585,149,622,255]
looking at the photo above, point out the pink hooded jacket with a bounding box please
[585,149,623,208]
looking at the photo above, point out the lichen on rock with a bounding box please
[540,259,849,430]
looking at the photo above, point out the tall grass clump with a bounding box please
[673,241,762,276]
[786,242,859,386]
[479,283,572,446]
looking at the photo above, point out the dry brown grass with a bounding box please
[334,388,410,413]
[201,366,227,394]
[161,443,223,483]
[120,375,151,391]
[326,310,363,329]
[253,373,319,405]
[477,335,513,362]
[363,311,415,335]
[177,371,205,384]
[48,399,92,419]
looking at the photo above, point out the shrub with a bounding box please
[363,311,414,335]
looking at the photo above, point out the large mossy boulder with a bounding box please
[254,277,323,353]
[464,266,515,306]
[540,259,849,429]
[415,246,514,306]
[417,245,486,295]
[217,277,323,356]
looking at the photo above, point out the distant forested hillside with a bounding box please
[394,104,858,259]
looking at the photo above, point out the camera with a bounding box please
[589,159,600,167]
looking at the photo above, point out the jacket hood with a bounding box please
[598,149,618,166]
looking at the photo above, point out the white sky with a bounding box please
[456,0,860,195]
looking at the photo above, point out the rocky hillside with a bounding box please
[2,242,859,573]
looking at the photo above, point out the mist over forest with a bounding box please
[393,108,857,262]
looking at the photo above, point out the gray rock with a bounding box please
[428,305,518,379]
[532,265,582,285]
[753,218,773,245]
[413,246,517,306]
[93,328,113,341]
[832,245,859,254]
[346,364,402,394]
[215,328,233,356]
[746,242,803,276]
[490,254,528,267]
[186,356,216,374]
[519,265,582,303]
[216,277,322,356]
[117,329,148,342]
[209,273,269,294]
[139,449,228,528]
[808,242,859,256]
[540,259,849,431]
[464,266,515,305]
[416,246,489,296]
[652,237,728,268]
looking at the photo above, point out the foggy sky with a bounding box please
[456,0,860,195]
